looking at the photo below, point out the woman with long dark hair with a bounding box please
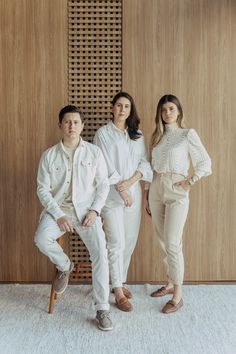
[144,94,211,313]
[94,92,152,312]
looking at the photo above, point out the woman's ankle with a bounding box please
[165,282,173,290]
[114,287,124,300]
[172,284,182,302]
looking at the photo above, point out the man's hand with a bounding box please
[119,190,133,207]
[57,216,74,233]
[82,210,97,227]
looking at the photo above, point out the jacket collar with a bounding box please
[59,137,85,154]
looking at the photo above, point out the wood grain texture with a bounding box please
[0,0,67,281]
[1,0,235,282]
[123,0,236,281]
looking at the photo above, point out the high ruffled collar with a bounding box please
[164,122,178,133]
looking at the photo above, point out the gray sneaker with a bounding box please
[96,310,113,331]
[54,261,74,295]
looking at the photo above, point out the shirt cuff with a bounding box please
[188,174,199,186]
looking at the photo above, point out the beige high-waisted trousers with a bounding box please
[149,172,189,285]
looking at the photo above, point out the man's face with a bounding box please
[59,112,84,140]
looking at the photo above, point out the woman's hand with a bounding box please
[116,179,132,192]
[174,179,190,191]
[116,171,143,192]
[144,190,151,216]
[119,190,133,207]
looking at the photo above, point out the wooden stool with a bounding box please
[48,234,91,314]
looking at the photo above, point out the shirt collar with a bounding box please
[59,137,85,154]
[108,120,128,135]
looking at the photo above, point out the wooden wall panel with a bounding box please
[123,0,236,281]
[1,0,235,283]
[0,0,67,281]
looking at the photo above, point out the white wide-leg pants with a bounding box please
[102,184,142,288]
[149,173,189,285]
[34,211,110,311]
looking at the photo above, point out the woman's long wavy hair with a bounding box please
[112,92,142,140]
[150,94,185,149]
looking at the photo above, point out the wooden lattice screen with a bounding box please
[68,0,122,281]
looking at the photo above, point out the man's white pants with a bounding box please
[149,173,189,285]
[34,211,110,311]
[102,185,142,288]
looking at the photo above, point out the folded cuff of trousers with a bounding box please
[112,282,123,289]
[95,303,110,311]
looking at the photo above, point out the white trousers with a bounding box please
[102,184,142,288]
[34,211,110,311]
[149,173,189,285]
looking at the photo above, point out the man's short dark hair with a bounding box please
[59,105,84,123]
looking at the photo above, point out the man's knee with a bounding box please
[34,231,50,253]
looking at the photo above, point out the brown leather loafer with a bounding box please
[161,299,183,314]
[116,297,133,312]
[150,286,174,297]
[122,287,133,299]
[111,287,133,299]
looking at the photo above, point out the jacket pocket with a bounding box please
[81,160,93,167]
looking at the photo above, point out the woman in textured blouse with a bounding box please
[94,92,153,312]
[144,94,211,314]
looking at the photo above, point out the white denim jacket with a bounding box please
[37,139,109,221]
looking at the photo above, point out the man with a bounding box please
[34,105,112,331]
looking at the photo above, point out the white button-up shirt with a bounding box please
[37,139,109,221]
[94,121,153,204]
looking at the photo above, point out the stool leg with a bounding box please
[48,236,65,314]
[48,267,57,314]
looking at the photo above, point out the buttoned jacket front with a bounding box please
[37,139,109,221]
